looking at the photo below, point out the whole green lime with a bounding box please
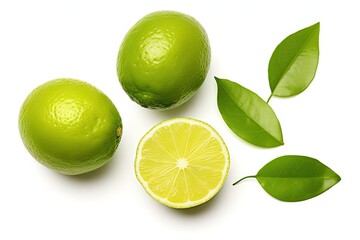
[19,78,122,175]
[117,11,211,109]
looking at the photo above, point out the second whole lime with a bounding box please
[117,11,211,110]
[19,78,122,175]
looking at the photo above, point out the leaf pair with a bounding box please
[216,22,320,147]
[233,155,341,202]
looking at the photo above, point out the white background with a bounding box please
[1,0,359,239]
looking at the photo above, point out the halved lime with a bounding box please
[135,118,230,208]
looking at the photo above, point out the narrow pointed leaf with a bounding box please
[256,155,341,202]
[268,22,320,100]
[215,77,283,147]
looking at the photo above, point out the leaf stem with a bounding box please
[232,175,256,186]
[266,94,272,103]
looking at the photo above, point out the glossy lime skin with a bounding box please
[19,79,122,175]
[117,11,211,109]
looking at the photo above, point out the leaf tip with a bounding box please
[307,22,320,30]
[313,22,320,30]
[336,173,341,183]
[275,135,284,146]
[214,76,221,82]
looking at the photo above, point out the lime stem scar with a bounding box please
[116,127,122,137]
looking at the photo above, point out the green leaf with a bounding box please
[215,77,283,147]
[268,22,320,102]
[234,155,341,202]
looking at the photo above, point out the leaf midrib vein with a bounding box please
[220,84,282,143]
[257,175,337,180]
